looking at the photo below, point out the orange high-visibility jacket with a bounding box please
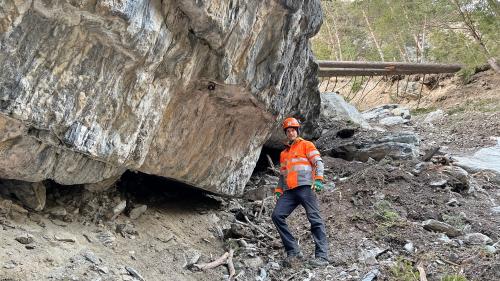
[275,137,324,194]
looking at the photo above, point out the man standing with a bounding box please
[271,117,330,267]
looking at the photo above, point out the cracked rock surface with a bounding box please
[0,0,322,196]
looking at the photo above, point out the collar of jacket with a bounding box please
[284,137,304,148]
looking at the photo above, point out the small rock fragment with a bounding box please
[484,245,497,254]
[15,233,34,245]
[125,266,145,281]
[48,206,68,218]
[268,261,280,270]
[54,235,76,243]
[3,260,17,269]
[129,205,147,220]
[97,265,109,274]
[107,200,127,220]
[429,179,447,187]
[422,219,462,237]
[463,233,493,245]
[361,268,380,281]
[446,198,459,207]
[243,257,264,269]
[96,230,115,246]
[403,242,414,253]
[83,250,101,265]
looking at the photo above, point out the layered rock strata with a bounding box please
[0,0,322,196]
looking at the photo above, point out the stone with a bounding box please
[484,245,497,254]
[9,202,29,221]
[391,107,411,119]
[125,266,145,281]
[446,198,460,207]
[320,92,371,130]
[361,268,380,281]
[243,257,264,269]
[358,247,386,265]
[423,109,446,125]
[48,206,68,218]
[403,242,414,253]
[453,138,500,184]
[15,233,34,245]
[83,250,101,265]
[379,116,410,126]
[0,199,12,217]
[54,235,76,243]
[0,0,323,197]
[320,131,420,162]
[422,219,462,237]
[96,230,115,246]
[437,234,453,244]
[412,162,434,175]
[242,185,274,201]
[97,266,109,274]
[362,104,410,121]
[229,223,254,239]
[0,179,46,211]
[491,206,500,214]
[129,204,147,220]
[442,166,474,193]
[183,250,201,268]
[107,200,127,220]
[268,262,280,270]
[429,179,448,187]
[3,260,17,269]
[462,233,493,245]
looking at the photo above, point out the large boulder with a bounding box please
[0,0,323,196]
[317,130,420,162]
[362,104,411,127]
[319,92,371,132]
[452,138,500,184]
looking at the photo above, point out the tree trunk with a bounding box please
[450,0,500,72]
[421,15,426,62]
[362,10,384,62]
[326,3,343,60]
[388,4,409,62]
[403,7,421,62]
[323,3,339,60]
[323,17,338,60]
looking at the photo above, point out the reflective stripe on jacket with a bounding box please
[275,137,324,194]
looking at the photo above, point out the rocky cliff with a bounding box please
[0,0,322,196]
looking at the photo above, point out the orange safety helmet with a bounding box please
[282,117,300,131]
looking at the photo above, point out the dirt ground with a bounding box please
[1,69,499,281]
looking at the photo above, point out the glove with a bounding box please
[275,192,282,199]
[312,180,323,192]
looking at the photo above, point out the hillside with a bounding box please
[1,68,498,281]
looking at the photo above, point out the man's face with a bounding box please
[285,127,298,142]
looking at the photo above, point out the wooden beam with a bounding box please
[317,60,462,76]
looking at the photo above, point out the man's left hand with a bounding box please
[312,180,323,192]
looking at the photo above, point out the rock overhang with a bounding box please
[0,0,323,196]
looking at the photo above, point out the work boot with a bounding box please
[309,257,329,267]
[283,252,304,267]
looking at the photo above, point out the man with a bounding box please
[271,117,330,267]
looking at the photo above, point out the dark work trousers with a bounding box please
[271,185,329,259]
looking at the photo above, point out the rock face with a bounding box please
[320,92,371,131]
[0,1,323,196]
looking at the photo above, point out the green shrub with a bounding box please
[389,258,420,281]
[441,274,468,281]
